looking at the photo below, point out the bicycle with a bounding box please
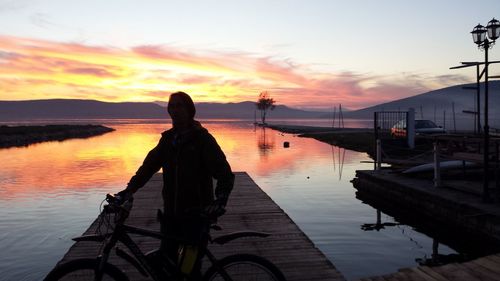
[44,193,286,281]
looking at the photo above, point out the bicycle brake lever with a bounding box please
[106,193,116,202]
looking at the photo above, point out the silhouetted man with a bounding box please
[119,91,234,279]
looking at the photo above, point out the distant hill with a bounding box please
[0,99,328,120]
[336,81,500,129]
[156,100,328,118]
[193,101,328,119]
[0,99,169,120]
[3,81,499,129]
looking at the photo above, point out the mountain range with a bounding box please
[1,81,499,129]
[0,99,327,120]
[340,80,500,129]
[342,81,500,118]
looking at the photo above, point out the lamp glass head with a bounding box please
[471,24,487,45]
[487,18,500,41]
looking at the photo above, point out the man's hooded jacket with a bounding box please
[127,122,234,216]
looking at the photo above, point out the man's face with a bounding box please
[167,95,190,124]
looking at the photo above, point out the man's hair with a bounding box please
[169,91,196,119]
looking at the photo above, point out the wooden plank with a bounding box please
[471,257,500,274]
[462,261,500,281]
[431,263,483,281]
[483,254,500,264]
[386,273,408,281]
[408,267,442,281]
[359,253,500,281]
[50,172,345,281]
[398,268,431,281]
[414,267,449,281]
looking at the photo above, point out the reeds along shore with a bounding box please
[0,124,115,148]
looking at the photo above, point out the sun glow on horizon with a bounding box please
[0,35,465,109]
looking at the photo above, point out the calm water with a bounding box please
[1,119,457,280]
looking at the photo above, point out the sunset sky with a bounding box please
[1,0,499,110]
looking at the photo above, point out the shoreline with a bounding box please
[0,124,115,148]
[264,124,375,157]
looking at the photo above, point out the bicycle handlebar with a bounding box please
[103,193,223,224]
[104,193,134,214]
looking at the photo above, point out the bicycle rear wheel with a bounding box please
[44,258,129,281]
[203,254,286,281]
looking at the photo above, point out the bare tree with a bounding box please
[256,91,276,125]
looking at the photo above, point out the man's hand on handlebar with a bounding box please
[115,188,133,204]
[105,192,134,216]
[204,199,226,218]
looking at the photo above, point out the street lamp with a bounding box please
[471,18,500,202]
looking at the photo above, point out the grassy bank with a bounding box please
[0,124,115,148]
[265,124,375,157]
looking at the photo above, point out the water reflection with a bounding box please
[257,127,275,156]
[358,208,470,270]
[361,209,400,231]
[0,119,485,281]
[355,189,500,268]
[0,124,161,199]
[416,238,466,266]
[0,121,361,197]
[331,145,346,181]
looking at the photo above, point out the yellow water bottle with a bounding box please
[178,244,199,277]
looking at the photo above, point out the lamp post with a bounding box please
[471,18,500,202]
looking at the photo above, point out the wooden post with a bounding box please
[374,112,377,170]
[407,108,415,149]
[443,110,446,130]
[434,141,441,187]
[376,139,382,171]
[452,102,456,133]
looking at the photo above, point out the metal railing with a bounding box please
[374,111,408,141]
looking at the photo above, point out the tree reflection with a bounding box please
[257,127,275,157]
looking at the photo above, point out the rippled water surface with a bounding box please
[0,119,458,280]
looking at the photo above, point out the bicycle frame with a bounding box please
[74,221,272,281]
[71,194,274,281]
[74,223,180,281]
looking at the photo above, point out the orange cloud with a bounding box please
[0,35,466,109]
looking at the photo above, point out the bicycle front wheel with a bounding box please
[44,258,129,281]
[203,254,286,281]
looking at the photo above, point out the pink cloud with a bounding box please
[0,35,468,109]
[132,45,217,67]
[0,48,122,79]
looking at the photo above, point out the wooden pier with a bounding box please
[353,169,500,281]
[353,169,500,242]
[357,253,500,281]
[51,172,345,280]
